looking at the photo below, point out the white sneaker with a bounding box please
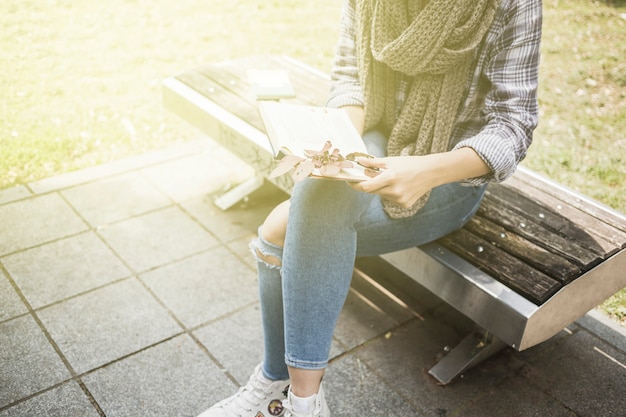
[283,384,331,417]
[197,364,290,417]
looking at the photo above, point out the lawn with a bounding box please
[1,0,624,324]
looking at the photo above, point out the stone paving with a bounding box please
[1,138,625,417]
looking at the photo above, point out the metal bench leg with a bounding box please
[214,174,265,211]
[429,328,507,385]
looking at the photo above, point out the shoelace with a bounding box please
[219,375,271,413]
[282,399,315,417]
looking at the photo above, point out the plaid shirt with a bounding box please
[327,0,542,184]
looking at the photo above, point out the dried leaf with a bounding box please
[292,160,315,182]
[271,141,361,181]
[269,155,305,178]
[312,157,324,168]
[304,141,332,157]
[330,148,342,158]
[320,163,341,177]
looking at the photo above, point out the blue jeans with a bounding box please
[251,130,486,380]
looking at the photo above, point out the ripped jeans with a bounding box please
[250,130,487,380]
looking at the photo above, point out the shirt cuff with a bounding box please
[452,130,520,185]
[326,92,363,109]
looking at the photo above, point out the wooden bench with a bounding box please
[162,55,626,384]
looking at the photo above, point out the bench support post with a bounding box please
[214,174,265,210]
[429,328,507,385]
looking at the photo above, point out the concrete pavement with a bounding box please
[1,138,624,416]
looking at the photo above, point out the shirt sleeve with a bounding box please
[326,0,364,109]
[452,0,542,184]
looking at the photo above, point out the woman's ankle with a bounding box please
[287,367,325,397]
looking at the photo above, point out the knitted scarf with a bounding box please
[356,0,499,218]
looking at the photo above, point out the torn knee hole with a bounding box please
[255,247,282,267]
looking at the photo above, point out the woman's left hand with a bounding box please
[349,155,440,208]
[350,148,492,207]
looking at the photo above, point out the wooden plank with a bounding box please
[439,228,562,304]
[176,57,331,138]
[462,215,581,284]
[477,192,602,270]
[487,183,622,258]
[197,56,329,108]
[512,168,626,235]
[504,174,626,251]
[175,68,265,131]
[269,56,332,105]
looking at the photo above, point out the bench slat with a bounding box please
[205,56,329,107]
[511,170,626,236]
[486,184,622,260]
[477,193,602,270]
[504,174,626,251]
[461,214,581,284]
[439,228,562,304]
[178,68,265,130]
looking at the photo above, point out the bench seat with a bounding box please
[162,55,626,383]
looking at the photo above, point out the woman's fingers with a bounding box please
[350,156,431,207]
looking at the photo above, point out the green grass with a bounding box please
[1,0,625,324]
[526,0,626,213]
[0,0,340,186]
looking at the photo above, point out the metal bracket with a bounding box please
[214,175,265,211]
[429,328,507,385]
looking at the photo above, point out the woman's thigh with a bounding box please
[354,182,487,257]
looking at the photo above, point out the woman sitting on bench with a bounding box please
[198,0,542,416]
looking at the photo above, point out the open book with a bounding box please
[257,101,378,182]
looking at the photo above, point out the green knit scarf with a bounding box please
[356,0,499,218]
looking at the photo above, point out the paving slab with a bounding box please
[0,381,100,417]
[26,139,214,195]
[181,183,287,244]
[97,206,218,273]
[225,234,259,269]
[333,286,406,351]
[454,376,577,417]
[0,194,88,256]
[0,315,71,409]
[61,172,171,227]
[140,147,253,203]
[0,271,27,322]
[83,335,235,417]
[193,304,266,385]
[3,231,131,309]
[518,329,626,417]
[140,246,259,329]
[577,309,626,353]
[325,355,420,416]
[37,278,182,374]
[0,185,31,205]
[352,319,518,416]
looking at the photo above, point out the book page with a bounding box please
[258,102,367,157]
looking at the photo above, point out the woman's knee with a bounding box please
[261,200,289,246]
[255,201,290,267]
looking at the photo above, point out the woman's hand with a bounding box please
[350,148,492,207]
[350,155,439,208]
